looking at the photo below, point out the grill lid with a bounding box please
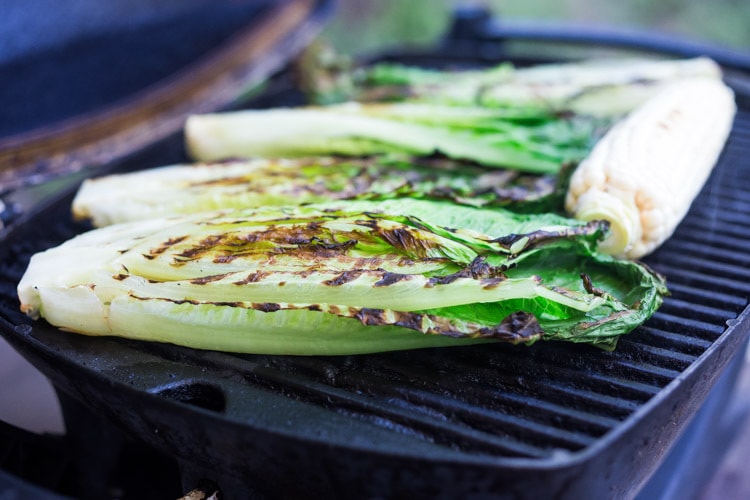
[0,0,334,194]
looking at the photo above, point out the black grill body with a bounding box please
[2,12,750,500]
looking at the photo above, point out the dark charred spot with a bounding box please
[490,219,610,253]
[218,302,244,308]
[177,234,226,260]
[189,274,230,285]
[236,232,261,243]
[426,273,463,288]
[172,221,366,265]
[132,296,201,306]
[581,273,607,296]
[392,311,425,331]
[214,254,239,264]
[377,226,437,258]
[426,257,505,287]
[308,304,322,312]
[233,271,271,285]
[354,308,388,326]
[296,269,316,279]
[550,283,582,299]
[481,277,506,289]
[323,270,363,286]
[129,295,248,308]
[355,256,383,268]
[253,302,281,313]
[579,310,632,330]
[148,236,188,258]
[468,257,505,279]
[112,274,129,281]
[374,272,411,287]
[300,238,359,258]
[189,174,251,188]
[476,311,543,343]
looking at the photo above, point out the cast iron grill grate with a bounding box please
[1,47,750,499]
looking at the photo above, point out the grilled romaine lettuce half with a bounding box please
[19,199,666,355]
[73,155,570,227]
[185,102,603,174]
[297,46,721,117]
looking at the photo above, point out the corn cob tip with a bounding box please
[565,75,736,260]
[570,190,641,257]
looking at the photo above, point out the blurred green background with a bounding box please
[321,0,750,55]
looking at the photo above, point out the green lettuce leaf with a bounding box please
[185,103,601,174]
[297,46,721,117]
[72,156,570,227]
[19,200,667,354]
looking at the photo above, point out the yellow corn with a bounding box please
[565,76,736,259]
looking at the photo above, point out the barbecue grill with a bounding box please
[2,4,750,499]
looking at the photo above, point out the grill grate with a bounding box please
[1,54,750,500]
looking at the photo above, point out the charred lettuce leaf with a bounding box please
[296,45,721,117]
[73,155,571,227]
[185,103,601,174]
[19,199,666,355]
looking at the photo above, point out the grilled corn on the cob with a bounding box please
[565,76,736,259]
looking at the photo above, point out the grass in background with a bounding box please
[321,0,750,55]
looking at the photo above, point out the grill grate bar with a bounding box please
[652,264,750,300]
[647,311,726,342]
[613,339,695,372]
[691,201,750,231]
[386,388,604,450]
[651,253,750,287]
[418,346,665,403]
[732,130,750,141]
[539,382,644,416]
[241,361,557,458]
[679,213,750,240]
[657,297,740,328]
[662,281,748,311]
[728,111,750,131]
[725,137,750,154]
[145,345,592,456]
[670,223,750,256]
[672,224,750,258]
[714,160,750,182]
[382,358,648,420]
[633,326,712,356]
[350,356,639,428]
[590,355,682,386]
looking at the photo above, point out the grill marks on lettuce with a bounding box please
[18,200,667,353]
[127,294,543,341]
[72,156,565,228]
[135,213,471,278]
